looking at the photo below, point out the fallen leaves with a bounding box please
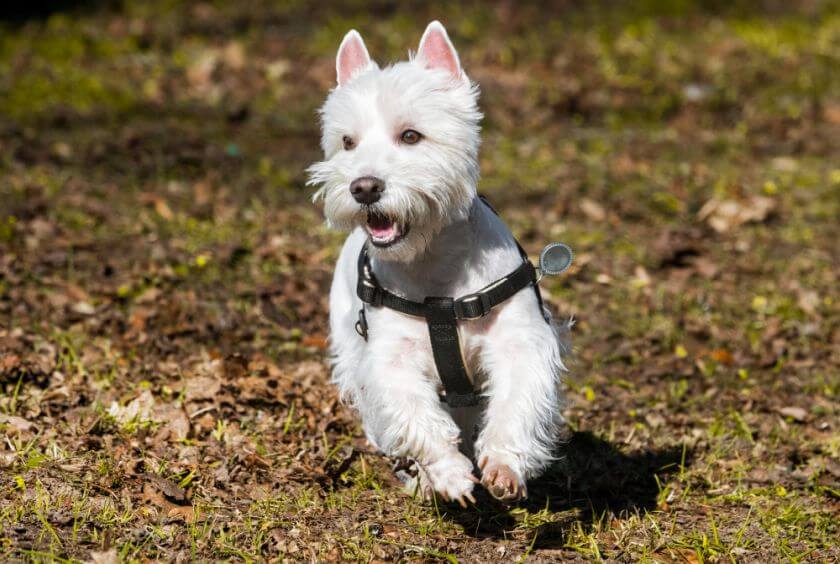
[89,549,119,564]
[167,505,196,524]
[183,361,224,402]
[0,332,56,385]
[70,301,97,316]
[579,198,607,222]
[708,349,735,367]
[0,414,36,435]
[184,41,249,103]
[778,406,809,423]
[0,3,838,562]
[697,195,776,233]
[140,479,197,524]
[107,389,155,427]
[153,403,191,441]
[146,474,187,502]
[137,192,175,220]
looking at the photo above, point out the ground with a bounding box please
[0,1,838,561]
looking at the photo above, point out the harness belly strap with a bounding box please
[423,297,479,408]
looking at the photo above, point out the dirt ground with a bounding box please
[1,1,838,561]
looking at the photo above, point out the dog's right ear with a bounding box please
[336,30,372,87]
[416,21,462,79]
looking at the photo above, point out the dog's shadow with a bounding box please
[445,431,691,546]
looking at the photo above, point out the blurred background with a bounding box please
[0,1,838,561]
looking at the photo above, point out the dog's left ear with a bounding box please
[416,21,463,79]
[336,29,373,87]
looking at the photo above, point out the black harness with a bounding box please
[354,199,547,408]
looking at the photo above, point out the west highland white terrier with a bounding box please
[308,21,569,505]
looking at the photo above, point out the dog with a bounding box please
[308,21,568,505]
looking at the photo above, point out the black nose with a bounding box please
[350,176,384,205]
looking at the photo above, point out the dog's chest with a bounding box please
[378,308,500,387]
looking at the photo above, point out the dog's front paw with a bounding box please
[480,458,527,503]
[425,454,477,508]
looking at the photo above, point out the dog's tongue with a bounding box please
[367,213,399,240]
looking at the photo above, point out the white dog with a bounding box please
[308,21,568,505]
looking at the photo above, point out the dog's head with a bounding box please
[308,21,482,262]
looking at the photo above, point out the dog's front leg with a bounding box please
[354,350,477,506]
[475,314,565,502]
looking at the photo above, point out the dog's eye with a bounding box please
[400,129,422,145]
[342,136,356,151]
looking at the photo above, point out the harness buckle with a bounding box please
[359,279,383,307]
[454,291,492,319]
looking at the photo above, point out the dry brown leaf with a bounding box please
[146,474,186,501]
[596,273,612,285]
[0,353,21,373]
[107,389,155,425]
[167,505,196,523]
[691,256,718,278]
[697,195,776,233]
[71,301,96,316]
[778,406,808,422]
[186,49,219,88]
[89,548,119,564]
[708,349,734,366]
[154,198,174,221]
[302,334,328,350]
[152,403,190,441]
[193,181,212,206]
[183,375,222,403]
[0,414,35,434]
[580,197,606,222]
[222,41,245,69]
[823,103,840,126]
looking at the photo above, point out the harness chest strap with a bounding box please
[355,241,544,408]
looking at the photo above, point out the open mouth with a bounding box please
[365,211,408,248]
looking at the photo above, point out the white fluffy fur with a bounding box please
[308,21,569,503]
